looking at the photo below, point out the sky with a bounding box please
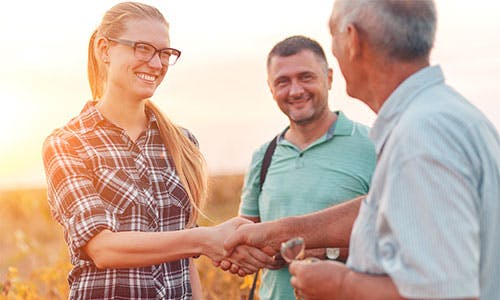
[0,0,499,189]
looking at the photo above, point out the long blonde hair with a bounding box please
[87,2,207,226]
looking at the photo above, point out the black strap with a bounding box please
[248,135,278,300]
[247,271,259,300]
[259,135,278,190]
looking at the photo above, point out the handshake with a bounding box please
[200,217,285,276]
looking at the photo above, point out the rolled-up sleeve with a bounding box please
[42,134,118,260]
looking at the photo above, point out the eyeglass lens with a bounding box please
[280,237,306,263]
[134,43,179,65]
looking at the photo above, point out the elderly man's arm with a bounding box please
[224,195,364,256]
[289,260,478,300]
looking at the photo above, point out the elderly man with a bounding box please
[225,1,500,299]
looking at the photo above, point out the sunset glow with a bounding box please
[0,0,499,189]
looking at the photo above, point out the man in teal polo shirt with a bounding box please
[225,1,499,299]
[238,35,376,300]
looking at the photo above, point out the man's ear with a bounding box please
[346,24,362,61]
[267,78,275,96]
[327,68,333,90]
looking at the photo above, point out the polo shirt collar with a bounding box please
[332,111,355,137]
[370,65,445,155]
[277,110,354,146]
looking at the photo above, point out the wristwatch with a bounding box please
[325,247,340,260]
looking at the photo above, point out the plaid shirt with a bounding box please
[43,102,194,299]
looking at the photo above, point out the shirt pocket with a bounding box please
[93,167,138,215]
[156,169,191,226]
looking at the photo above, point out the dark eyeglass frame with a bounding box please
[106,37,181,66]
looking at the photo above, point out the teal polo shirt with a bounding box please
[239,111,376,300]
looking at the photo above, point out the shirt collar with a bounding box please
[277,110,354,145]
[74,101,106,134]
[73,101,158,134]
[370,65,445,155]
[332,111,355,137]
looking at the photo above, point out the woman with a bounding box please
[42,2,272,299]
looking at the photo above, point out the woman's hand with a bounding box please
[214,245,283,276]
[203,217,277,274]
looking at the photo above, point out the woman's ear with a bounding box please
[96,37,110,64]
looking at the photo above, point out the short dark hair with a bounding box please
[267,35,328,71]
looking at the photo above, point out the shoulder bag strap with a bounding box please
[249,134,279,300]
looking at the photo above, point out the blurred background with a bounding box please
[0,0,499,189]
[0,0,499,298]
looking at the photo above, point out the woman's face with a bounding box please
[105,18,171,101]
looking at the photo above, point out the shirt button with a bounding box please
[380,242,395,259]
[296,160,304,168]
[149,222,158,231]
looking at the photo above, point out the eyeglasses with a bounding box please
[280,237,319,300]
[106,37,181,66]
[280,237,306,263]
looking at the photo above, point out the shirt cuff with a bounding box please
[66,207,118,259]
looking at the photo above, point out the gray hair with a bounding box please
[333,0,437,61]
[267,35,329,73]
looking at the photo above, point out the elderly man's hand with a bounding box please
[223,221,285,258]
[213,244,283,276]
[289,260,348,300]
[204,217,277,274]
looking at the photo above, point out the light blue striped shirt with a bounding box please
[347,65,500,299]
